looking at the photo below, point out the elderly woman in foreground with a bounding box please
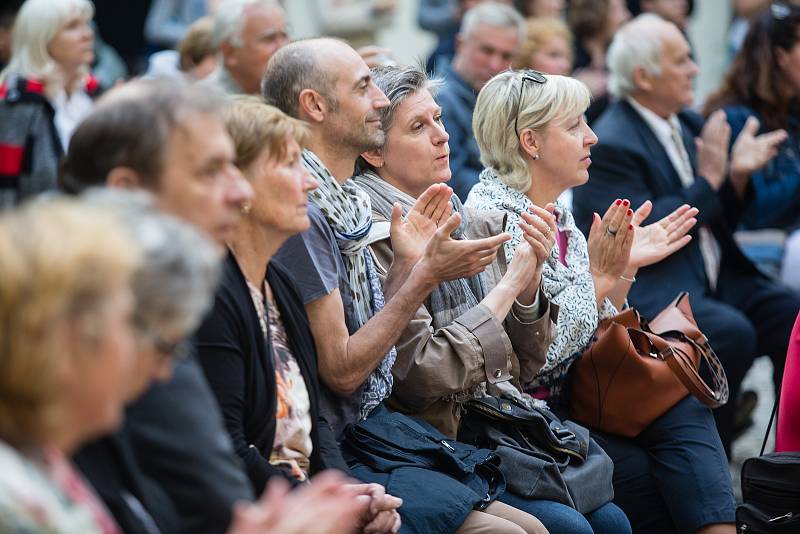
[0,199,138,532]
[465,70,736,534]
[196,97,400,534]
[353,64,630,534]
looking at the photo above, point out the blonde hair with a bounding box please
[222,96,309,171]
[473,70,591,192]
[0,0,94,96]
[0,198,138,447]
[512,17,574,70]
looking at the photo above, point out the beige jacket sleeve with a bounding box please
[369,210,556,412]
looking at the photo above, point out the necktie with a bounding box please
[670,121,721,290]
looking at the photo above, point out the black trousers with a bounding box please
[691,271,800,456]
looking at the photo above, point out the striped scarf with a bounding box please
[303,151,396,418]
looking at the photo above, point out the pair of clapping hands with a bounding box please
[587,199,699,286]
[229,472,403,534]
[387,184,557,293]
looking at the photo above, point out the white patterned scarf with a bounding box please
[303,151,396,418]
[465,168,617,391]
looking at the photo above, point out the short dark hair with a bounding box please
[60,79,225,194]
[261,38,338,118]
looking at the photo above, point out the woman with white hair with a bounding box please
[466,70,736,534]
[0,0,99,208]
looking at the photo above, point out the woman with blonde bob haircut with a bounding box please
[467,70,738,534]
[0,198,139,532]
[0,0,100,207]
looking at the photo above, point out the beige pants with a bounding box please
[455,501,550,534]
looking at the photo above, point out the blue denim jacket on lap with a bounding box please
[724,104,800,231]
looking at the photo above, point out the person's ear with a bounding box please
[360,148,384,168]
[106,166,144,190]
[298,89,327,124]
[632,65,654,93]
[220,40,237,69]
[518,129,542,161]
[454,33,464,55]
[776,46,791,73]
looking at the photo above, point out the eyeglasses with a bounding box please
[772,2,792,20]
[513,70,547,137]
[152,336,191,361]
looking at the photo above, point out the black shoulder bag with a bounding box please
[737,388,800,533]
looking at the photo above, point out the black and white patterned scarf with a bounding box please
[303,151,396,418]
[466,168,617,391]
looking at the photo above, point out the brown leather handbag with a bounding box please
[570,292,729,438]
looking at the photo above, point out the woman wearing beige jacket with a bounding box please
[352,64,633,534]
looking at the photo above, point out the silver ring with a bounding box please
[605,227,618,237]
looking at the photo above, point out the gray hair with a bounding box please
[261,38,340,118]
[607,13,667,99]
[461,2,526,45]
[80,188,220,343]
[0,0,94,96]
[370,64,443,133]
[355,64,443,173]
[473,70,591,192]
[61,78,226,193]
[212,0,282,48]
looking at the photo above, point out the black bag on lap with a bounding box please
[457,395,614,514]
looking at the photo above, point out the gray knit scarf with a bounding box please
[353,171,488,330]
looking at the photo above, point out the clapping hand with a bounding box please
[390,183,452,266]
[504,204,557,304]
[587,198,634,282]
[730,116,787,196]
[415,211,511,283]
[627,201,697,269]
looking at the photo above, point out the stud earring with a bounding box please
[240,203,251,215]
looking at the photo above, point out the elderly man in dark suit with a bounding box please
[572,13,800,456]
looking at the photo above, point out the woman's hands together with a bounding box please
[504,204,557,304]
[628,201,697,269]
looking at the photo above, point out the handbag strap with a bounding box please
[644,331,730,408]
[760,381,782,456]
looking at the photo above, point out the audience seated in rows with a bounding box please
[354,63,632,534]
[195,95,403,532]
[439,2,525,201]
[704,4,800,288]
[263,37,549,533]
[60,79,257,532]
[572,13,800,458]
[466,69,736,534]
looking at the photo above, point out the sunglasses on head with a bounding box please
[513,70,547,137]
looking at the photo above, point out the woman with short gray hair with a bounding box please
[467,69,736,534]
[354,63,631,534]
